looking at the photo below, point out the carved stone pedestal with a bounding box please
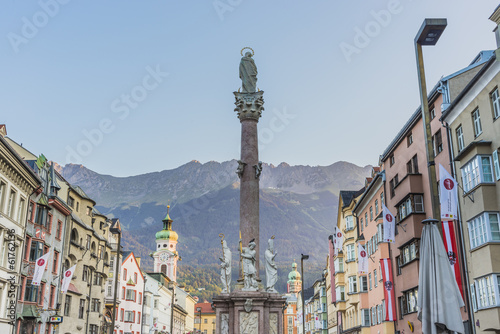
[214,291,285,334]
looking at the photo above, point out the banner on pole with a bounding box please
[61,265,76,293]
[382,204,395,243]
[441,220,464,298]
[380,258,397,321]
[439,164,458,220]
[358,244,368,274]
[32,252,50,286]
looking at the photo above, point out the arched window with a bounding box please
[104,252,109,264]
[70,229,78,243]
[91,242,96,252]
[161,265,167,276]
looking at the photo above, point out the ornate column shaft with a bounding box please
[234,91,264,279]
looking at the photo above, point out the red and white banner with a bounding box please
[439,164,458,220]
[382,204,395,243]
[380,258,396,321]
[32,252,50,286]
[61,265,76,293]
[328,238,336,303]
[441,221,464,298]
[333,226,344,254]
[358,244,368,274]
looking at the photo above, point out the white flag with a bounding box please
[333,226,344,253]
[32,252,50,286]
[358,244,368,274]
[439,164,458,220]
[61,265,76,293]
[382,204,395,243]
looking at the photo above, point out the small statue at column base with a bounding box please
[265,236,278,293]
[241,239,258,291]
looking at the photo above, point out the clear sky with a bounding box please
[1,0,498,176]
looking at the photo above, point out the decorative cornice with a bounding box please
[234,91,264,122]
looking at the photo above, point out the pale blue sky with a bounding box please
[1,1,498,176]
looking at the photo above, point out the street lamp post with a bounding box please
[414,18,447,223]
[300,254,309,334]
[197,307,202,333]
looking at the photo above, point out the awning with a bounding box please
[18,304,42,322]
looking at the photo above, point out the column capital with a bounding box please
[234,91,265,122]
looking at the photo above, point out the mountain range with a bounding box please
[55,160,371,273]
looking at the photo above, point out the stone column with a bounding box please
[234,91,264,279]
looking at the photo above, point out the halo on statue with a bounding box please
[240,47,255,57]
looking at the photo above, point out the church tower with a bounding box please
[287,262,302,295]
[152,205,179,281]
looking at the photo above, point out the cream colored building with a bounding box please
[440,8,500,331]
[0,128,41,334]
[334,190,364,333]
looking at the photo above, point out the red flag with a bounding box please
[441,220,464,298]
[329,239,336,303]
[380,258,396,321]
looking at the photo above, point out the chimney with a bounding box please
[489,5,500,48]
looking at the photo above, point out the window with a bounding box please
[138,292,142,305]
[492,150,500,181]
[396,256,401,275]
[360,218,364,232]
[24,279,39,302]
[361,309,370,327]
[335,286,345,301]
[79,299,86,319]
[369,207,373,221]
[93,273,103,286]
[125,311,135,322]
[53,251,59,274]
[390,177,396,198]
[456,125,465,152]
[68,196,75,208]
[334,258,344,273]
[462,155,494,192]
[64,295,72,316]
[407,132,413,146]
[346,244,355,262]
[397,194,424,222]
[154,299,158,309]
[82,265,89,282]
[348,276,357,293]
[468,212,500,249]
[375,200,379,216]
[91,298,101,312]
[345,215,354,230]
[368,273,372,290]
[400,288,418,315]
[17,197,26,223]
[491,87,500,119]
[377,304,383,324]
[360,276,368,292]
[432,129,443,157]
[472,108,482,137]
[7,189,16,218]
[400,240,419,265]
[89,325,99,334]
[204,319,208,324]
[29,241,44,262]
[430,107,436,120]
[374,270,378,287]
[134,273,138,284]
[390,154,395,167]
[0,181,5,213]
[364,213,368,227]
[86,207,92,216]
[380,192,384,206]
[46,213,52,233]
[407,155,419,175]
[86,235,91,250]
[123,269,127,281]
[56,220,63,240]
[126,289,136,301]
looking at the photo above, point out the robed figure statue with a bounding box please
[241,239,258,291]
[265,237,278,293]
[220,239,232,293]
[239,52,258,93]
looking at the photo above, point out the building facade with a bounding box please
[441,11,500,330]
[194,302,215,334]
[0,129,41,334]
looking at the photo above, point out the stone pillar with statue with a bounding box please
[213,48,285,334]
